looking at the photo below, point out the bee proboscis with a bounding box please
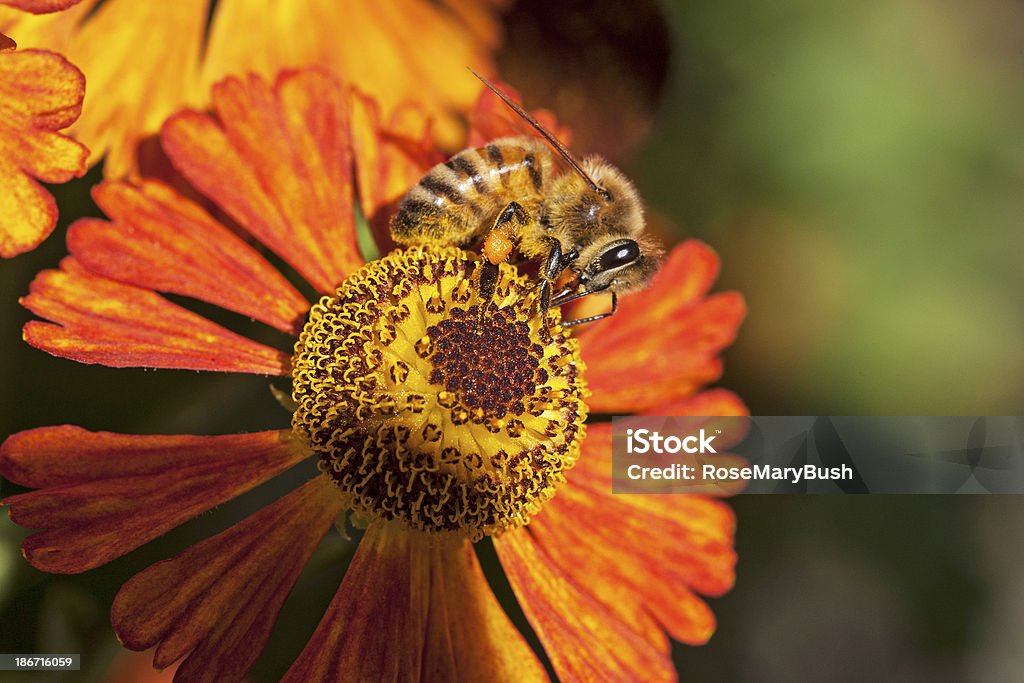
[389,72,663,326]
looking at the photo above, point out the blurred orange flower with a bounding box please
[0,0,507,179]
[0,42,87,256]
[1,69,746,681]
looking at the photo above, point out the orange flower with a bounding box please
[1,69,746,681]
[0,0,507,179]
[0,40,87,256]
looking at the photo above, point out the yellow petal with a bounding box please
[203,0,503,150]
[0,48,86,256]
[61,0,208,177]
[5,0,505,177]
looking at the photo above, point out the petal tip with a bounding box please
[21,537,80,575]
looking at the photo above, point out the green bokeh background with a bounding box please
[1,0,1022,680]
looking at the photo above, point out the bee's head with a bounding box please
[548,157,662,294]
[574,232,664,294]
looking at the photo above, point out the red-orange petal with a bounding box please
[420,533,548,682]
[283,523,547,683]
[67,179,309,333]
[531,479,734,647]
[572,390,750,496]
[466,78,573,148]
[564,418,738,595]
[349,88,443,229]
[654,387,751,419]
[161,69,364,294]
[21,256,289,373]
[112,476,344,682]
[494,391,743,679]
[0,0,83,13]
[0,427,308,573]
[578,241,747,413]
[495,528,673,683]
[0,48,87,257]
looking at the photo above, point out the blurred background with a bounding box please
[1,0,1023,680]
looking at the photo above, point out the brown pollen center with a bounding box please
[422,305,545,419]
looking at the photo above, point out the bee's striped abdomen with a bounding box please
[390,137,551,248]
[445,154,487,194]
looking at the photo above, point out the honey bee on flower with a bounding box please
[391,73,664,326]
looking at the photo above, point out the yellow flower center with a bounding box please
[290,247,588,539]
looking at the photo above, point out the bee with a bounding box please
[389,73,663,326]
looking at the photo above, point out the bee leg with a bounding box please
[538,279,552,314]
[482,201,529,262]
[542,238,564,281]
[479,201,531,321]
[478,260,500,310]
[538,238,563,314]
[559,291,617,328]
[479,201,529,315]
[497,201,529,228]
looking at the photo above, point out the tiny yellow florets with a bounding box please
[290,247,588,539]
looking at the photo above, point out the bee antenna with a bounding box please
[469,69,607,198]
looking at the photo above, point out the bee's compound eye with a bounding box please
[598,240,640,272]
